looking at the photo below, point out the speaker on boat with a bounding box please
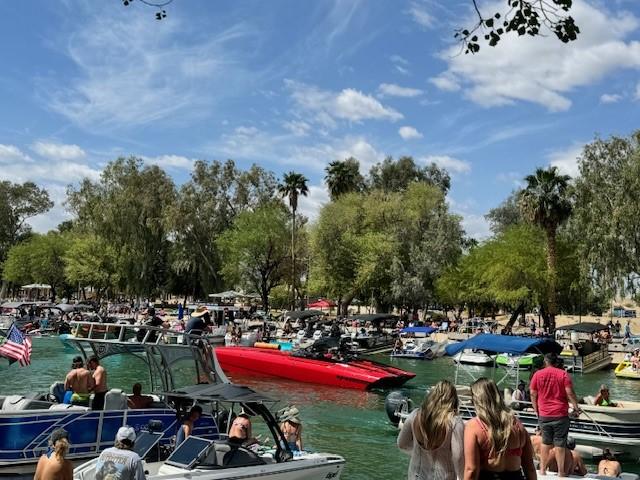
[146,419,164,432]
[385,391,411,426]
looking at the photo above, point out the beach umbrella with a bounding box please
[21,284,51,289]
[307,299,336,311]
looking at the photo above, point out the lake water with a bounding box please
[2,337,639,478]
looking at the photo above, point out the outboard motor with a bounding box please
[385,390,412,427]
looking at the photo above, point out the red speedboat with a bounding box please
[214,346,416,390]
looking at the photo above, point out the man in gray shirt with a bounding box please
[95,426,145,480]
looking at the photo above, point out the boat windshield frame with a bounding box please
[66,320,231,394]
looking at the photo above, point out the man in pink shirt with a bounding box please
[530,352,581,477]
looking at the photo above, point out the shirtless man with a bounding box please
[64,356,94,406]
[88,356,108,410]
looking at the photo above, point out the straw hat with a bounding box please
[277,405,301,424]
[192,306,209,318]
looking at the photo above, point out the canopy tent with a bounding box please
[556,322,608,334]
[400,326,437,335]
[445,333,562,357]
[208,290,244,298]
[349,313,398,326]
[307,299,336,309]
[21,284,51,290]
[282,310,325,321]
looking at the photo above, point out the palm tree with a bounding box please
[278,172,309,309]
[519,166,572,332]
[324,157,364,200]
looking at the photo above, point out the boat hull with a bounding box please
[0,408,218,474]
[215,346,415,390]
[495,353,540,370]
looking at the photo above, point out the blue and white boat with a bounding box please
[390,326,444,359]
[0,322,227,474]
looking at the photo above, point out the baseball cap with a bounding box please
[50,428,69,444]
[116,426,136,443]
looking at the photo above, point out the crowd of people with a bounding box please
[398,352,622,480]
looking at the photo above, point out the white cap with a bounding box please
[116,426,136,443]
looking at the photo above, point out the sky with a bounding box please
[1,0,639,238]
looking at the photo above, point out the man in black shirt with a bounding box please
[186,306,211,335]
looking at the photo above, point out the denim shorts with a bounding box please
[539,416,570,447]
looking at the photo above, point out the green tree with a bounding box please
[3,233,69,301]
[166,160,277,297]
[324,158,364,200]
[0,181,53,265]
[571,132,640,296]
[369,156,451,193]
[485,190,523,235]
[518,167,572,331]
[64,234,121,300]
[217,203,291,311]
[278,171,309,308]
[67,157,176,297]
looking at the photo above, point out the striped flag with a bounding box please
[0,325,32,366]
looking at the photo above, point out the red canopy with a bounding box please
[307,299,336,309]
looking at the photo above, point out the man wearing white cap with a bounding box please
[95,426,145,480]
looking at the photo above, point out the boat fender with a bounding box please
[385,391,412,426]
[254,341,280,350]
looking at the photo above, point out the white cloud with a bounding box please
[432,2,640,111]
[31,141,86,160]
[407,2,434,29]
[283,120,312,137]
[421,155,471,174]
[44,8,254,130]
[390,55,409,66]
[143,154,194,170]
[378,83,423,98]
[496,171,523,188]
[398,126,423,140]
[461,213,492,240]
[600,93,623,104]
[0,144,32,163]
[285,80,403,126]
[298,183,330,222]
[548,143,584,178]
[429,73,461,92]
[394,65,410,76]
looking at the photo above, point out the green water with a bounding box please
[2,337,640,479]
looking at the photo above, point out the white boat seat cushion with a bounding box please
[3,395,28,411]
[49,403,90,411]
[104,389,128,410]
[50,382,65,403]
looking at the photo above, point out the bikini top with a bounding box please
[472,417,525,460]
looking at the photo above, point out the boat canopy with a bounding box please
[445,333,561,356]
[557,322,608,333]
[283,310,325,320]
[161,383,273,403]
[350,313,397,323]
[1,301,55,309]
[401,326,437,334]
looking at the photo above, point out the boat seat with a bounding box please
[49,382,65,403]
[582,395,596,405]
[49,403,90,411]
[2,395,53,411]
[199,442,265,468]
[104,389,128,410]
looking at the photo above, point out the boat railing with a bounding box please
[69,320,215,346]
[456,391,615,440]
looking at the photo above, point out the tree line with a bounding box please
[1,130,639,331]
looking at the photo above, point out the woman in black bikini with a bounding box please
[463,378,537,480]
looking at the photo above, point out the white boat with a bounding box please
[453,348,495,366]
[390,326,445,359]
[556,323,612,374]
[74,384,345,480]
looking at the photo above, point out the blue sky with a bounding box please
[1,0,639,238]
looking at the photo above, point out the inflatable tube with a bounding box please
[254,341,281,350]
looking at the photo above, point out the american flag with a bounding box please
[0,325,32,366]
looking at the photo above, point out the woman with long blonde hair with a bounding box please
[34,428,73,480]
[464,378,536,480]
[397,380,464,480]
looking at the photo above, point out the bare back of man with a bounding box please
[64,368,94,394]
[34,455,73,480]
[93,365,107,393]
